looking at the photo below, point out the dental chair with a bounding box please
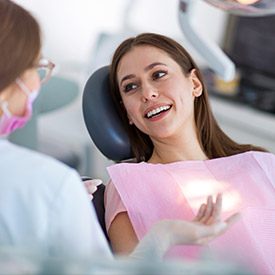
[82,66,132,162]
[82,66,133,244]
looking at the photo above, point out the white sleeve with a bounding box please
[47,170,113,261]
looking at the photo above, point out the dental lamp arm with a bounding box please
[178,0,235,81]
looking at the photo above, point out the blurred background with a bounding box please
[11,0,275,181]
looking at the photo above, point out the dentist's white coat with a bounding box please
[0,139,112,260]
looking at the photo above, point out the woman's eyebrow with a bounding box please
[120,74,135,86]
[120,62,167,86]
[144,62,167,72]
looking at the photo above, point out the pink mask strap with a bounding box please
[15,78,31,96]
[0,100,12,117]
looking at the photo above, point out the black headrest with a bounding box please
[82,66,133,161]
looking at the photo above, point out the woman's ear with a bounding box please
[190,69,203,97]
[121,99,134,125]
[127,113,134,125]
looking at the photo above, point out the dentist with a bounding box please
[0,0,111,261]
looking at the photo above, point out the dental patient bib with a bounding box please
[106,151,275,275]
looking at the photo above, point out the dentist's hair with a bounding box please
[0,0,41,92]
[109,33,266,162]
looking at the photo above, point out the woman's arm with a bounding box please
[108,212,139,255]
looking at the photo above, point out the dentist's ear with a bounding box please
[190,69,203,97]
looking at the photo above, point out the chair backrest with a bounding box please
[82,66,133,162]
[91,184,110,244]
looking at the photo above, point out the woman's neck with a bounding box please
[148,132,207,164]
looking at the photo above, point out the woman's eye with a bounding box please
[152,71,167,80]
[124,83,138,93]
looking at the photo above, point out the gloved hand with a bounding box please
[130,194,240,259]
[82,177,103,200]
[167,193,240,246]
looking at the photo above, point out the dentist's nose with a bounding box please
[141,83,159,102]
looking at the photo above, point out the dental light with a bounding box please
[178,0,275,81]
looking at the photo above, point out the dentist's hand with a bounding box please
[81,177,103,200]
[131,194,240,259]
[167,193,240,246]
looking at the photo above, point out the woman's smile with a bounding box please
[144,104,172,120]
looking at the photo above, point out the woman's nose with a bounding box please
[141,83,159,102]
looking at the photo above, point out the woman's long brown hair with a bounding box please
[0,0,41,92]
[109,33,266,162]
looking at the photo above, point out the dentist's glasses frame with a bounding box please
[36,58,55,84]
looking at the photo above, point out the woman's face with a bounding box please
[117,45,202,140]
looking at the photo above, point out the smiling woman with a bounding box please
[116,45,204,161]
[104,33,275,275]
[109,33,265,162]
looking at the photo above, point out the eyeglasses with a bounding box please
[36,58,55,84]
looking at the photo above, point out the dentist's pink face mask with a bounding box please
[0,78,39,136]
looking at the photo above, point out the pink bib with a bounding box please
[107,151,275,274]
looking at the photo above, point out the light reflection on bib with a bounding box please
[179,179,242,213]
